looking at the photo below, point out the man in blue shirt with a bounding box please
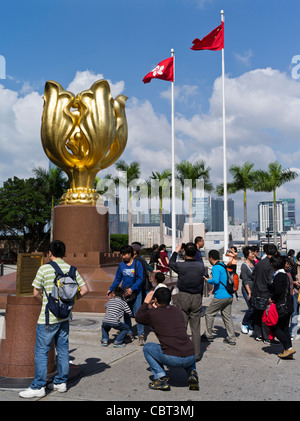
[107,245,145,344]
[203,249,236,345]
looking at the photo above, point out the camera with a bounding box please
[181,243,186,250]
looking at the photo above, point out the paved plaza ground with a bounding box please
[0,263,299,405]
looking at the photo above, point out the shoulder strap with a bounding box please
[215,261,230,288]
[133,258,137,283]
[68,266,77,279]
[215,261,227,271]
[48,261,77,277]
[48,261,64,275]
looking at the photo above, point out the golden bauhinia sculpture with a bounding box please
[41,79,128,205]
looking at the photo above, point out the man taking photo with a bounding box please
[169,242,204,361]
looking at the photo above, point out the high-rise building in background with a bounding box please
[280,198,296,231]
[258,199,296,234]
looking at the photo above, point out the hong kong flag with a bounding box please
[143,56,174,84]
[191,22,224,51]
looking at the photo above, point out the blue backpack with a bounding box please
[44,261,79,325]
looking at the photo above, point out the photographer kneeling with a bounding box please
[136,288,199,391]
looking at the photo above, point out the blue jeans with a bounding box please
[102,322,129,344]
[124,291,144,337]
[31,321,69,389]
[143,342,197,380]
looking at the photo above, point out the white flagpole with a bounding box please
[221,10,228,256]
[171,48,176,253]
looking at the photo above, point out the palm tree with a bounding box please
[149,169,172,244]
[216,162,257,246]
[176,160,213,242]
[254,161,298,245]
[33,166,68,209]
[115,160,141,244]
[32,165,69,241]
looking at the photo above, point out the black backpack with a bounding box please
[215,262,239,296]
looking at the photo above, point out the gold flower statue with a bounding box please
[41,79,128,205]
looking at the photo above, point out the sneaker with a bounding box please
[19,387,46,399]
[255,336,262,341]
[148,377,170,391]
[241,325,248,334]
[138,335,145,346]
[101,340,108,347]
[113,342,126,348]
[188,370,199,391]
[47,382,67,393]
[278,347,296,359]
[248,329,254,336]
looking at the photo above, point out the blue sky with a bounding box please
[1,0,300,224]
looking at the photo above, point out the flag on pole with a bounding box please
[142,56,174,84]
[191,22,224,51]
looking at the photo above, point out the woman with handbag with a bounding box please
[250,244,277,342]
[269,255,295,359]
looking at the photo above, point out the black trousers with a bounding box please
[253,309,270,340]
[272,313,292,350]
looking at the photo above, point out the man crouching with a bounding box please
[136,288,199,391]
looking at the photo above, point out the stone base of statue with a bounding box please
[53,204,110,260]
[0,295,56,387]
[53,204,121,313]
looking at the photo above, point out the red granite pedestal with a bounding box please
[0,295,56,379]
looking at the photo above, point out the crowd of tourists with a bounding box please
[18,238,298,397]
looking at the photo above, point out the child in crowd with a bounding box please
[147,273,167,309]
[154,272,165,286]
[101,287,133,348]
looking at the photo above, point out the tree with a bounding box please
[216,162,257,246]
[115,160,141,244]
[33,166,69,241]
[0,176,52,252]
[254,161,298,244]
[176,160,213,241]
[32,166,69,210]
[149,169,172,244]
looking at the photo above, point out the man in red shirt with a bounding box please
[136,288,199,391]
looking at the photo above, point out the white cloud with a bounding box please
[67,70,125,98]
[233,49,253,67]
[1,68,300,223]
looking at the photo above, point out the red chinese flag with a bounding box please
[143,56,174,84]
[191,22,224,51]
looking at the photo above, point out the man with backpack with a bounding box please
[19,240,88,398]
[203,249,236,345]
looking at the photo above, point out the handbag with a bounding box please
[249,296,268,310]
[262,303,278,327]
[124,288,138,303]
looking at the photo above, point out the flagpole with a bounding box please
[221,10,228,256]
[171,48,176,253]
